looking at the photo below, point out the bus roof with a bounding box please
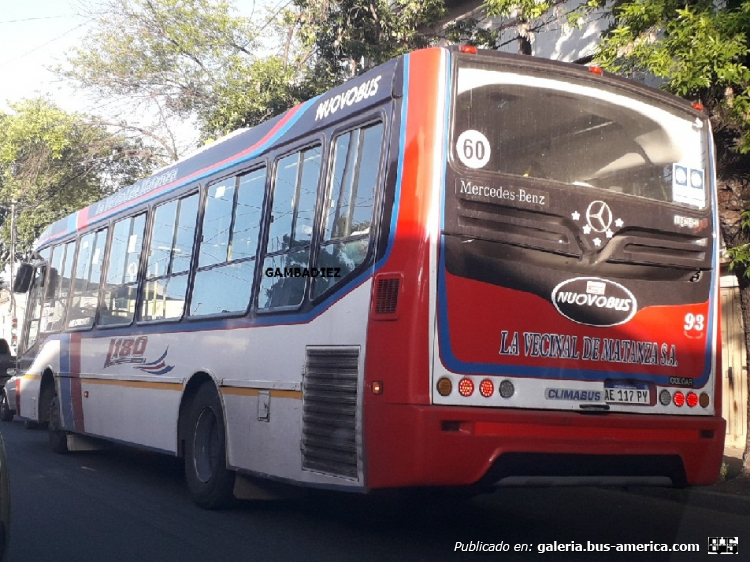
[35,56,401,250]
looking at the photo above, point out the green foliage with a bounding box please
[727,209,750,277]
[61,0,284,140]
[0,99,153,260]
[483,0,559,20]
[595,1,750,152]
[61,0,451,141]
[293,0,446,81]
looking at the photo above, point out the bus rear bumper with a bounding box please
[364,403,725,489]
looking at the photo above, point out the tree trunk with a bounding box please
[715,126,750,473]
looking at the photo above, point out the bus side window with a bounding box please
[313,122,384,299]
[141,193,199,321]
[40,241,76,333]
[67,227,108,329]
[190,167,266,317]
[23,266,46,351]
[258,145,322,310]
[99,214,146,326]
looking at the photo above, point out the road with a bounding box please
[1,418,749,561]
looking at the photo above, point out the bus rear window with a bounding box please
[452,61,708,208]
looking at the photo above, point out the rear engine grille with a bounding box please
[302,347,360,479]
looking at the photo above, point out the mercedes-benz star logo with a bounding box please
[585,200,613,233]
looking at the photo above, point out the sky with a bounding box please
[0,0,268,117]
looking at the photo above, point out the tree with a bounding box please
[0,98,156,259]
[293,0,447,83]
[480,0,750,472]
[60,0,315,144]
[60,0,451,144]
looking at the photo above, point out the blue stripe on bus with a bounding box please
[374,53,409,270]
[37,97,320,247]
[57,334,76,429]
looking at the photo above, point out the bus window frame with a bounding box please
[308,114,388,304]
[66,226,110,332]
[95,212,147,330]
[447,54,712,212]
[255,136,327,315]
[137,187,202,326]
[186,161,270,321]
[39,237,79,336]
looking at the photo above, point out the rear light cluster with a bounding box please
[437,377,514,399]
[659,388,709,408]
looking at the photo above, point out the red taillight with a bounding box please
[588,65,603,75]
[458,378,474,396]
[460,45,478,54]
[479,379,494,398]
[686,392,698,408]
[673,391,685,407]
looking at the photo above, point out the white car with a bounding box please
[0,372,17,423]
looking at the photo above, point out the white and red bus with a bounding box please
[11,46,724,508]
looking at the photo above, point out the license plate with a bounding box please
[604,384,650,405]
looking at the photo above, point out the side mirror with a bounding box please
[12,263,33,293]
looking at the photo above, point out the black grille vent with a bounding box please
[374,277,400,315]
[302,347,360,479]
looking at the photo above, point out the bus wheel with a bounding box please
[48,395,69,454]
[0,392,13,422]
[184,384,235,509]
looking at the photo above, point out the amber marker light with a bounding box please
[371,381,383,395]
[437,377,453,397]
[699,392,710,408]
[458,377,475,397]
[692,101,704,111]
[479,379,494,398]
[588,66,603,75]
[460,45,478,55]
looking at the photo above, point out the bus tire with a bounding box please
[0,392,13,422]
[48,395,69,454]
[184,383,235,509]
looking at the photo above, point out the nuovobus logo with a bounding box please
[551,277,637,327]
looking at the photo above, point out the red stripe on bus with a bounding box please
[364,49,447,487]
[76,207,90,231]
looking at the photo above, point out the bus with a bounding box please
[11,46,724,508]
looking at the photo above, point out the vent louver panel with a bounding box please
[302,347,360,479]
[374,277,400,315]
